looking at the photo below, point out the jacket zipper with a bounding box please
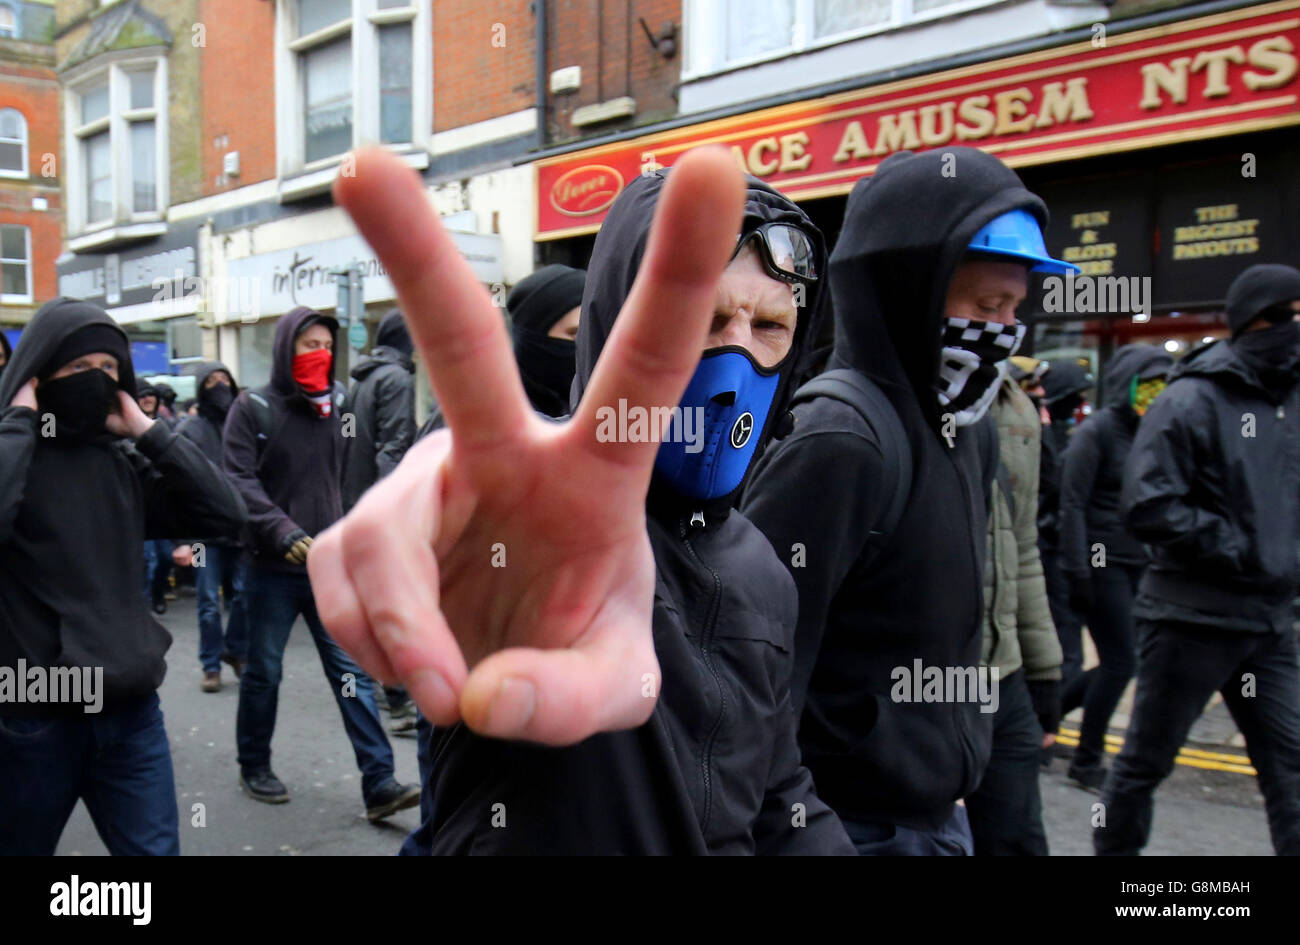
[680,509,725,835]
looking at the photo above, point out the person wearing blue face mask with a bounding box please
[304,147,853,854]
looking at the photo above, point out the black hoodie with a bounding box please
[1122,338,1300,634]
[222,306,342,572]
[742,147,1030,830]
[1058,344,1171,576]
[0,300,247,716]
[410,171,853,855]
[176,361,241,546]
[340,310,415,512]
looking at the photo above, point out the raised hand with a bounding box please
[308,147,744,746]
[106,389,155,440]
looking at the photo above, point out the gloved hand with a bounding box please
[1067,570,1094,615]
[1026,678,1062,739]
[281,529,314,565]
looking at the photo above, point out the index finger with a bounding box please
[334,149,531,456]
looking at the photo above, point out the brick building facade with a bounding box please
[0,0,60,332]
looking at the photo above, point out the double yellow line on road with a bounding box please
[1054,727,1257,776]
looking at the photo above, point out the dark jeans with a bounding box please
[0,692,179,855]
[966,669,1049,855]
[1066,562,1142,768]
[1042,544,1084,689]
[399,713,437,857]
[1095,621,1300,855]
[842,804,973,855]
[142,539,174,602]
[197,544,249,673]
[235,565,395,800]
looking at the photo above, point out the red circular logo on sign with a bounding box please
[550,164,624,217]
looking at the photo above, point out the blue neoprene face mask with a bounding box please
[654,346,783,501]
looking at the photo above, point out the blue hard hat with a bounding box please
[967,208,1079,275]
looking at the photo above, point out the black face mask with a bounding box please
[1233,320,1300,389]
[36,369,120,443]
[199,382,234,423]
[514,331,576,417]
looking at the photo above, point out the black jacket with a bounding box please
[340,345,415,512]
[176,361,241,547]
[742,147,1022,829]
[222,306,343,572]
[0,300,246,716]
[413,172,853,855]
[1059,345,1171,576]
[1123,339,1300,634]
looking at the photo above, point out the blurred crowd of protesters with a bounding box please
[1,143,1297,857]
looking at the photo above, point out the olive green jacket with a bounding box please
[982,377,1062,681]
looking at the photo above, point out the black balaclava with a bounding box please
[34,320,132,444]
[195,361,239,426]
[375,307,414,359]
[509,265,585,419]
[1226,264,1300,392]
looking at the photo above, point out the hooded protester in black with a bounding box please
[0,299,247,716]
[743,147,1035,834]
[178,361,240,495]
[1123,267,1300,635]
[223,306,343,571]
[340,308,416,512]
[1059,344,1171,581]
[404,170,853,856]
[508,264,584,419]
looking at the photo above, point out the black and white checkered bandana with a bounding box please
[936,317,1026,427]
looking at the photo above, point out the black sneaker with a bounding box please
[1068,762,1107,792]
[241,769,290,804]
[364,779,420,822]
[151,596,167,615]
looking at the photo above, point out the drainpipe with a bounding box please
[535,0,547,150]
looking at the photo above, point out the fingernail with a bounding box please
[408,669,455,720]
[486,677,536,735]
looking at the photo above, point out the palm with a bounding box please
[309,148,744,745]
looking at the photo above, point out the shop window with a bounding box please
[276,0,430,178]
[65,58,167,235]
[0,224,31,303]
[0,5,15,39]
[0,107,26,177]
[168,316,204,369]
[695,0,1001,73]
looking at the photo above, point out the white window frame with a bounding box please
[274,0,431,199]
[0,107,27,179]
[684,0,1007,80]
[0,223,32,305]
[61,51,170,245]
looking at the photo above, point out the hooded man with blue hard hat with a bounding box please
[745,146,1078,855]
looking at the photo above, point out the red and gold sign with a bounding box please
[535,1,1300,239]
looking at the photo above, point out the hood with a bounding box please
[1042,359,1094,405]
[350,346,413,380]
[573,168,829,495]
[1100,344,1172,408]
[375,307,413,357]
[0,298,137,407]
[189,360,240,397]
[826,147,1049,433]
[271,305,338,396]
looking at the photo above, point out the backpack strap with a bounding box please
[246,387,280,466]
[789,368,913,565]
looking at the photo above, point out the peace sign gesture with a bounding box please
[308,147,745,745]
